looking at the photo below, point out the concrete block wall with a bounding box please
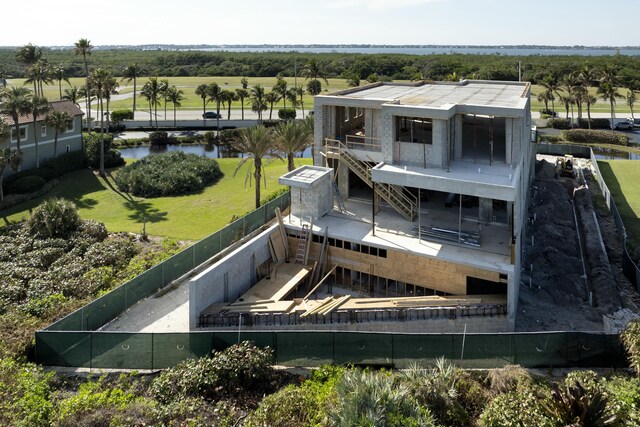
[291,178,333,221]
[189,225,274,329]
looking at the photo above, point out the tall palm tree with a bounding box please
[597,66,623,130]
[540,75,560,115]
[16,44,42,93]
[195,83,209,120]
[121,63,145,113]
[89,68,112,176]
[63,86,82,107]
[159,78,170,120]
[141,83,154,126]
[235,88,249,120]
[250,85,268,122]
[207,82,223,131]
[74,38,93,127]
[293,85,306,118]
[274,121,312,171]
[141,77,162,130]
[25,59,51,97]
[560,73,579,127]
[30,96,50,167]
[103,76,119,130]
[627,90,636,121]
[233,125,281,209]
[220,89,236,120]
[264,91,280,120]
[584,94,597,130]
[273,76,288,118]
[536,91,552,112]
[0,86,33,156]
[45,110,72,158]
[301,59,328,95]
[50,66,70,100]
[166,85,185,127]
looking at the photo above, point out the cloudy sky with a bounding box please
[2,0,636,46]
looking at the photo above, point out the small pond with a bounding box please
[119,144,312,159]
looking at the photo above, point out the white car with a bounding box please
[613,120,633,130]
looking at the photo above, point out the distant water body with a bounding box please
[188,46,640,56]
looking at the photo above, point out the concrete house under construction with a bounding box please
[191,80,534,333]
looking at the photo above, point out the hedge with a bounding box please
[560,129,629,146]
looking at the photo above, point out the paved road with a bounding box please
[85,106,312,122]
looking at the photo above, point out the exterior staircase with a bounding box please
[325,139,416,221]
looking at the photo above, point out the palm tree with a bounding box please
[250,85,268,122]
[89,68,112,176]
[560,73,579,127]
[235,88,249,120]
[220,89,236,120]
[584,94,597,130]
[597,66,623,130]
[25,59,51,97]
[627,90,636,121]
[273,76,288,118]
[166,85,185,126]
[50,66,70,100]
[207,82,223,131]
[540,75,560,115]
[0,86,33,156]
[141,77,162,129]
[195,83,209,120]
[16,44,42,93]
[159,78,170,120]
[30,96,50,167]
[0,146,22,201]
[103,76,119,131]
[241,77,249,89]
[121,63,145,113]
[536,90,553,112]
[286,88,299,118]
[292,85,306,118]
[45,110,72,158]
[63,86,82,106]
[264,91,280,120]
[301,59,328,95]
[274,121,312,171]
[233,125,281,209]
[74,38,93,127]
[78,83,95,124]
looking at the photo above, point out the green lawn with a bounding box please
[597,160,640,242]
[1,157,312,241]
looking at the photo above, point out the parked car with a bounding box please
[202,111,221,119]
[612,119,633,130]
[632,118,640,128]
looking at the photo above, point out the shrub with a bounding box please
[543,381,620,427]
[561,129,629,146]
[83,132,124,169]
[547,118,571,129]
[150,341,274,403]
[578,118,611,129]
[27,198,81,239]
[278,108,297,120]
[622,320,640,376]
[114,151,223,197]
[149,131,172,146]
[7,175,47,194]
[111,109,134,122]
[0,358,53,427]
[480,387,554,427]
[485,365,532,395]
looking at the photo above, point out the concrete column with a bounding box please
[454,115,463,161]
[371,110,381,139]
[381,110,394,164]
[505,118,514,165]
[365,109,373,137]
[479,197,493,223]
[338,161,349,199]
[431,119,447,168]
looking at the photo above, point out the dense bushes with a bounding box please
[6,175,47,194]
[547,118,571,129]
[82,132,125,169]
[27,198,81,239]
[278,107,297,120]
[561,129,629,146]
[577,118,612,129]
[114,151,223,197]
[111,109,134,122]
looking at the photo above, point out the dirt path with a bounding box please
[516,156,625,331]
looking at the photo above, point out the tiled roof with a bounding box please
[1,100,84,126]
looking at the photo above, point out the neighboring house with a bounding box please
[0,100,84,173]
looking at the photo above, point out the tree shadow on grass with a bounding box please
[101,172,169,225]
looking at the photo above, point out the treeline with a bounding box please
[2,48,640,86]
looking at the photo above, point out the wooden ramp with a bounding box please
[231,263,311,305]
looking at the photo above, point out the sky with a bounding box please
[1,0,636,47]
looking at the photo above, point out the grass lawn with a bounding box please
[597,160,640,242]
[0,157,312,241]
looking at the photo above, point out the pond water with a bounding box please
[119,144,312,159]
[592,147,640,160]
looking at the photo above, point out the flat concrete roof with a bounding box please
[279,165,332,189]
[324,80,529,109]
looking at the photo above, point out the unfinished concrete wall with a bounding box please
[189,225,275,329]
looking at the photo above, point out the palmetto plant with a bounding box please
[235,88,249,120]
[0,86,33,158]
[250,84,267,122]
[541,75,560,116]
[264,91,281,120]
[166,85,185,126]
[543,382,619,427]
[63,86,82,107]
[273,120,312,172]
[233,125,280,209]
[207,82,223,131]
[195,83,209,119]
